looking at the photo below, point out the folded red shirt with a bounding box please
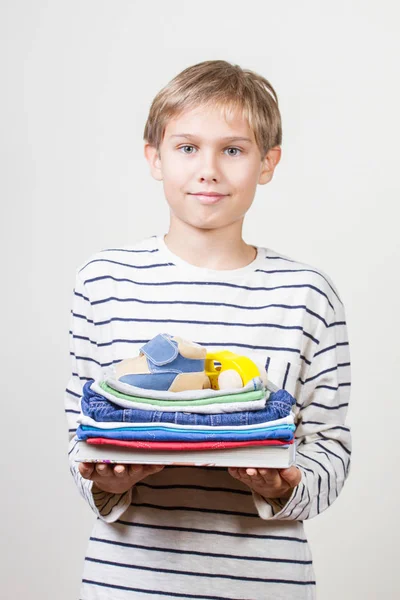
[85,438,293,450]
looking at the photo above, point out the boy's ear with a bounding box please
[144,143,163,181]
[258,146,282,185]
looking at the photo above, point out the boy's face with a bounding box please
[144,104,280,231]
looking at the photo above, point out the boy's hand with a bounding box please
[228,466,301,500]
[78,462,165,494]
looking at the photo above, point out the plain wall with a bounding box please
[2,1,400,598]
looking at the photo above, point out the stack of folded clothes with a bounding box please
[76,333,296,453]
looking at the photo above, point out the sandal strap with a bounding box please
[140,334,178,367]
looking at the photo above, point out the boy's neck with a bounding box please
[164,218,257,270]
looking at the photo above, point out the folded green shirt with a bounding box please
[99,380,267,407]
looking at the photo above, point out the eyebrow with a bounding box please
[169,134,253,143]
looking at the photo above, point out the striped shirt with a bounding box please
[65,234,351,600]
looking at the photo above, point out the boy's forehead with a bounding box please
[164,104,255,143]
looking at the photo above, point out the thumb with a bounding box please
[279,466,301,488]
[79,462,95,479]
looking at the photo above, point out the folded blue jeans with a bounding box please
[76,423,295,442]
[80,381,295,426]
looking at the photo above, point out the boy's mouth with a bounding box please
[189,192,228,204]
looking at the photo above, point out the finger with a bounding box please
[113,465,126,477]
[227,467,240,477]
[232,467,255,482]
[245,468,258,477]
[244,467,276,481]
[279,466,302,487]
[258,468,283,488]
[244,468,282,492]
[95,463,113,477]
[144,465,165,474]
[79,462,94,479]
[129,464,144,477]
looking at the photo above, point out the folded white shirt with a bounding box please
[78,414,295,431]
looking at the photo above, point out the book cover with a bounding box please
[74,440,296,468]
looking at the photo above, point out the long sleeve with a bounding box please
[64,269,132,522]
[253,285,351,520]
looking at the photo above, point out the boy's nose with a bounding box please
[199,175,218,183]
[197,155,220,183]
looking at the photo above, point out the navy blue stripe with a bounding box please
[71,353,101,366]
[297,486,312,520]
[282,362,290,389]
[328,320,346,328]
[91,295,328,325]
[136,482,252,496]
[315,441,347,478]
[82,578,235,599]
[84,275,335,311]
[80,259,172,273]
[317,474,321,513]
[303,331,319,343]
[297,450,331,506]
[117,520,308,542]
[314,341,349,358]
[266,255,297,263]
[65,408,80,414]
[265,356,271,373]
[65,388,80,398]
[90,536,312,564]
[92,339,302,359]
[82,579,314,599]
[72,373,93,381]
[256,267,341,303]
[71,311,94,325]
[71,333,97,346]
[300,422,350,432]
[302,365,337,384]
[74,290,90,302]
[299,465,315,476]
[313,447,338,498]
[100,247,159,254]
[100,490,129,516]
[314,385,338,391]
[318,432,351,455]
[310,401,349,410]
[68,439,79,456]
[300,354,311,366]
[283,482,303,518]
[93,315,310,335]
[313,382,351,392]
[93,333,314,360]
[130,502,258,518]
[85,557,315,585]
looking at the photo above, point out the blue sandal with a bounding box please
[114,333,209,392]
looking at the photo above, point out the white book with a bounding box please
[74,440,296,469]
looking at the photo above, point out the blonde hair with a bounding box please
[143,60,282,158]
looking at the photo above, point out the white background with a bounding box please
[2,1,400,598]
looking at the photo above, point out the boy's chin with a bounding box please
[175,213,243,232]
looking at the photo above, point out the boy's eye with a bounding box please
[225,147,242,157]
[179,145,197,154]
[178,145,242,156]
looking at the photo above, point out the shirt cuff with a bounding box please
[89,480,133,523]
[251,467,307,520]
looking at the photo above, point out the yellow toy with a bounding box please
[205,351,262,390]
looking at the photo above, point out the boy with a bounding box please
[65,60,351,599]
